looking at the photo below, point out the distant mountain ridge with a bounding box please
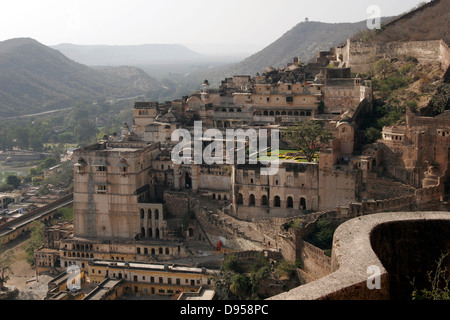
[51,43,204,66]
[0,38,159,117]
[224,20,372,77]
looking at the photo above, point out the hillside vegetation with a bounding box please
[359,54,447,144]
[0,38,159,117]
[353,0,450,43]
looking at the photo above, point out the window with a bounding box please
[274,196,281,207]
[287,197,293,208]
[159,277,163,284]
[96,185,107,194]
[300,198,306,210]
[262,195,268,206]
[249,194,255,206]
[237,193,243,205]
[96,166,107,172]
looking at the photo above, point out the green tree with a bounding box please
[285,120,334,162]
[222,254,242,273]
[275,260,297,278]
[0,243,14,290]
[365,127,382,143]
[373,58,394,79]
[412,253,449,300]
[230,273,250,299]
[307,217,337,251]
[25,221,44,265]
[74,118,99,146]
[6,175,21,189]
[55,207,73,221]
[213,270,234,300]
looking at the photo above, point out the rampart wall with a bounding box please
[336,39,449,74]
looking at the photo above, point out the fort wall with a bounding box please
[336,39,448,74]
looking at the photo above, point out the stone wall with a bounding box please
[300,241,332,280]
[163,191,191,217]
[268,211,450,300]
[348,183,444,216]
[336,39,445,74]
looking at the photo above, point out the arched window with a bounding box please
[155,228,160,239]
[262,195,268,206]
[155,209,159,220]
[300,197,306,210]
[237,193,243,205]
[249,194,255,206]
[151,248,155,255]
[306,111,312,116]
[165,248,169,255]
[274,196,281,207]
[137,247,141,254]
[287,196,293,208]
[148,228,152,238]
[140,209,144,219]
[144,248,148,254]
[147,209,152,220]
[159,247,163,255]
[264,111,269,116]
[141,227,145,238]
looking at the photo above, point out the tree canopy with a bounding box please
[284,120,334,162]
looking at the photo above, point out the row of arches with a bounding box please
[140,208,160,220]
[259,110,312,117]
[236,193,307,210]
[137,246,175,255]
[141,227,161,239]
[65,252,94,258]
[74,244,94,251]
[212,193,228,201]
[218,108,242,113]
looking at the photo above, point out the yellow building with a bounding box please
[87,260,217,297]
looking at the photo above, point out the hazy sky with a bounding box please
[0,0,427,53]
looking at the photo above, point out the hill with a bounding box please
[51,43,204,66]
[225,20,372,77]
[353,0,450,43]
[0,38,159,117]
